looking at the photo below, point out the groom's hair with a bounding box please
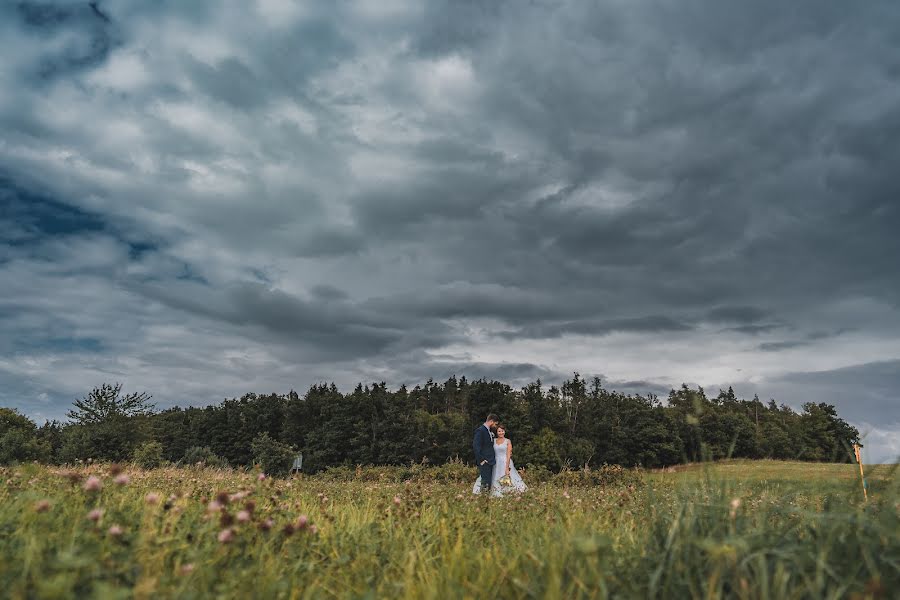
[486,413,499,423]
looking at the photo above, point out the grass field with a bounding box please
[1,460,897,599]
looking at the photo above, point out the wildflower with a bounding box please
[114,474,130,486]
[393,496,402,505]
[217,528,234,543]
[220,512,235,527]
[83,476,102,492]
[207,500,223,513]
[282,523,295,536]
[108,524,123,537]
[296,514,309,530]
[236,510,251,523]
[179,564,195,576]
[244,500,256,514]
[88,509,103,522]
[215,491,230,505]
[309,524,318,535]
[257,473,266,481]
[34,499,51,513]
[259,518,274,531]
[563,491,570,499]
[145,492,161,505]
[730,497,741,519]
[109,464,123,476]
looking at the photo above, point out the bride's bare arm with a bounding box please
[506,440,512,475]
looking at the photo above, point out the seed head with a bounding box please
[83,476,102,492]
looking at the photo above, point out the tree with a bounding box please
[133,441,164,469]
[520,428,563,470]
[181,446,229,468]
[62,384,155,462]
[0,408,50,464]
[251,432,295,476]
[799,403,859,462]
[67,383,154,425]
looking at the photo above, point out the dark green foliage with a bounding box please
[67,383,154,425]
[0,408,50,464]
[181,446,228,468]
[17,376,862,471]
[132,441,164,469]
[55,384,155,463]
[251,432,295,476]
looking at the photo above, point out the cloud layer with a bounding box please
[1,1,898,462]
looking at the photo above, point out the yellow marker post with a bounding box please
[853,443,868,502]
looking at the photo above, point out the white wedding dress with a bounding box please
[472,439,527,496]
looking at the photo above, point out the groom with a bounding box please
[473,414,499,494]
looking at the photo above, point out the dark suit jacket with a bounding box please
[473,425,495,466]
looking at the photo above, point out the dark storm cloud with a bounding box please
[500,315,693,340]
[707,306,770,325]
[12,1,119,80]
[397,361,562,389]
[133,280,458,362]
[758,341,810,353]
[0,0,898,455]
[1,175,105,243]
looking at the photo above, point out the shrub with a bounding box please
[250,433,295,476]
[552,464,643,488]
[427,458,473,483]
[0,408,51,465]
[181,446,229,468]
[0,429,51,465]
[519,463,553,484]
[132,441,164,469]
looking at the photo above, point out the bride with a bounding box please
[472,424,527,496]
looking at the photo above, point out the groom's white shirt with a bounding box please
[484,423,494,439]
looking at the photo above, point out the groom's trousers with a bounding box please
[479,463,493,492]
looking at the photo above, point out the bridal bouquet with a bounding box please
[498,474,512,486]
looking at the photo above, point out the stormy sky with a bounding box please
[1,1,898,462]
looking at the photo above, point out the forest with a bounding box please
[1,374,861,471]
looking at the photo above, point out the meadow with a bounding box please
[1,460,897,599]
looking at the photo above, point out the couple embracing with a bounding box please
[472,414,527,496]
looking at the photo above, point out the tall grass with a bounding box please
[1,461,896,599]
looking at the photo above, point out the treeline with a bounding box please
[0,375,861,471]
